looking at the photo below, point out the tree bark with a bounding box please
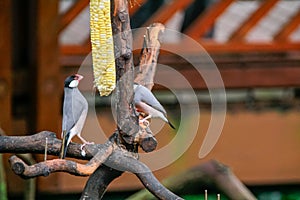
[80,165,123,200]
[7,133,114,178]
[134,23,165,90]
[112,0,139,148]
[2,131,183,199]
[134,23,165,152]
[1,131,256,199]
[0,131,100,160]
[127,160,257,200]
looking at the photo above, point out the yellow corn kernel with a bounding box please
[90,0,116,96]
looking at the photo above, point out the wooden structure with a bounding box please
[60,0,300,54]
[60,0,300,89]
[0,0,300,196]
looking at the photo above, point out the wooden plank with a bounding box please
[184,0,234,40]
[60,51,300,90]
[151,66,300,90]
[0,0,12,134]
[229,0,280,42]
[201,41,300,53]
[274,9,300,42]
[155,51,300,89]
[162,41,300,54]
[60,40,300,56]
[141,0,193,27]
[59,0,89,33]
[156,53,300,89]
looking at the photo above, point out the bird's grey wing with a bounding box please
[138,85,167,115]
[72,89,88,132]
[62,88,87,132]
[71,88,88,121]
[62,89,76,132]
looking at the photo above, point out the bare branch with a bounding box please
[203,160,256,200]
[104,149,183,200]
[8,138,114,178]
[127,160,257,200]
[133,23,165,152]
[135,23,165,90]
[80,165,123,200]
[113,0,139,147]
[0,131,101,160]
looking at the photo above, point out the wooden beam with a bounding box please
[60,40,300,57]
[202,41,300,53]
[229,0,280,42]
[141,0,193,27]
[59,0,89,33]
[184,0,234,40]
[0,0,12,134]
[61,51,300,90]
[162,41,300,54]
[221,66,300,89]
[274,9,300,42]
[152,66,300,90]
[60,41,300,60]
[154,53,300,89]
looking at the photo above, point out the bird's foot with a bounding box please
[80,142,94,157]
[139,119,150,128]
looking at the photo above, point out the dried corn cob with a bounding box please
[90,0,116,96]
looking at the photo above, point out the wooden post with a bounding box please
[112,0,139,149]
[30,0,61,193]
[0,0,12,135]
[32,0,60,134]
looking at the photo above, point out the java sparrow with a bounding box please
[59,74,92,159]
[133,83,175,129]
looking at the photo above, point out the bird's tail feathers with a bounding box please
[59,130,70,159]
[168,121,176,129]
[162,115,176,130]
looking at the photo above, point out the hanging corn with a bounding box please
[90,0,116,96]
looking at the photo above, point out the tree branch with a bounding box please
[80,165,123,200]
[104,149,183,200]
[135,23,165,90]
[113,0,139,148]
[133,23,165,152]
[2,131,256,199]
[3,131,114,178]
[2,130,183,199]
[127,160,256,200]
[79,2,169,199]
[77,20,166,199]
[0,131,100,160]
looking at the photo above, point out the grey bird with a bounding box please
[59,74,92,159]
[133,83,175,129]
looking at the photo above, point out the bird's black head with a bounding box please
[64,74,83,88]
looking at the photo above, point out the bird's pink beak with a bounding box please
[76,74,84,81]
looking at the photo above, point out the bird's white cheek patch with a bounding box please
[69,80,79,88]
